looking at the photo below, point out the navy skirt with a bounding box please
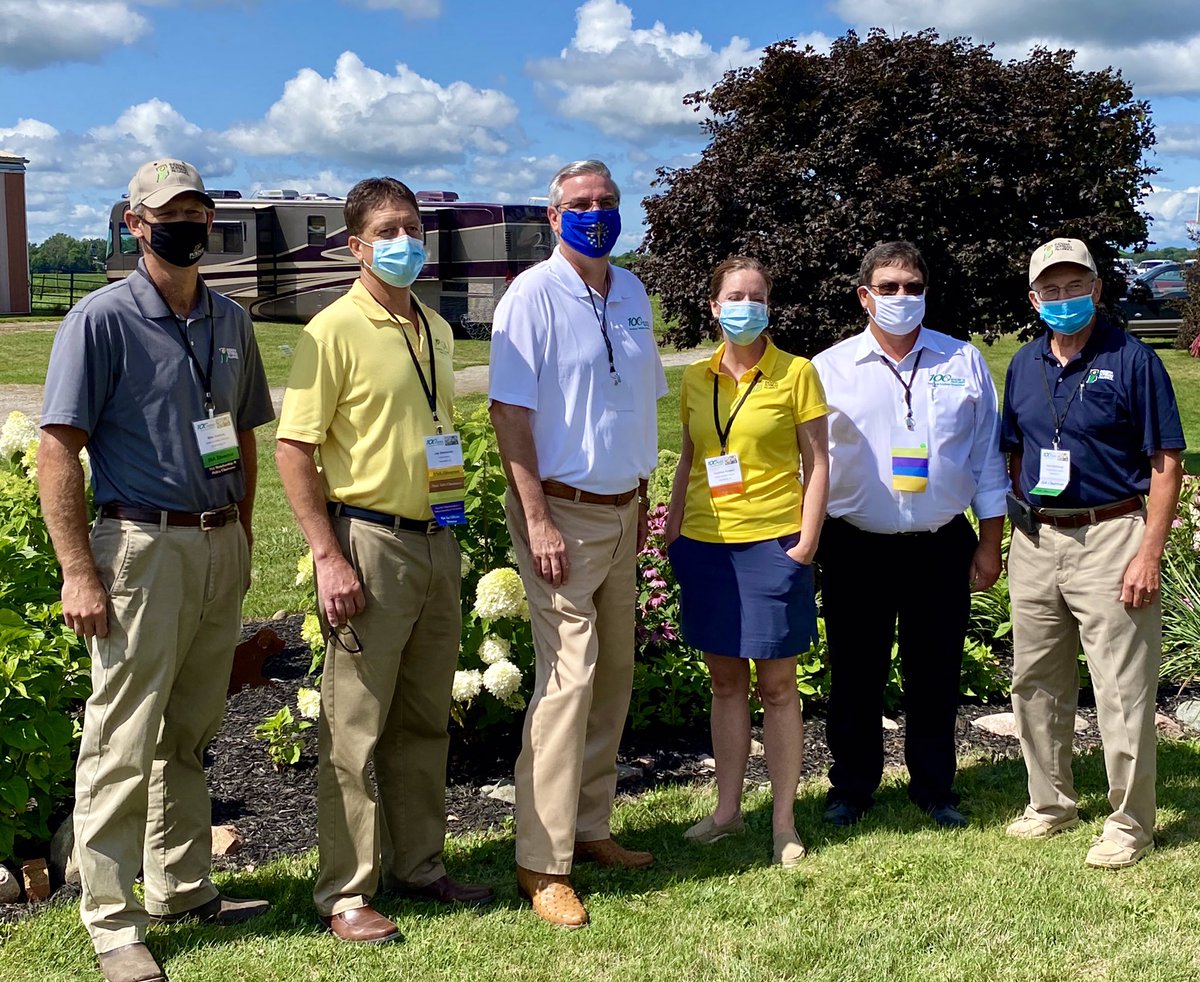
[666,533,818,660]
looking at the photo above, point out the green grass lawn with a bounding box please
[6,744,1200,980]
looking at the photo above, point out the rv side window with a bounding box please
[307,216,326,246]
[119,223,139,256]
[208,222,245,255]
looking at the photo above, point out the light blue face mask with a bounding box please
[1037,293,1095,335]
[718,300,769,346]
[367,234,426,288]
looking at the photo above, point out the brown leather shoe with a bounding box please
[98,943,167,982]
[318,905,402,944]
[516,865,588,928]
[573,837,653,869]
[151,893,269,925]
[400,874,495,907]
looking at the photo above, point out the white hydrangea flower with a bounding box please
[452,669,484,702]
[296,687,321,720]
[79,447,91,484]
[478,635,510,665]
[482,659,522,701]
[473,567,529,621]
[301,613,324,652]
[460,551,472,577]
[0,411,38,461]
[295,551,314,586]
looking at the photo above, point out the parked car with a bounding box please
[1118,262,1189,339]
[1134,258,1172,273]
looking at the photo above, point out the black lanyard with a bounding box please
[141,268,217,416]
[585,270,620,386]
[388,301,442,433]
[1039,351,1097,450]
[879,349,923,430]
[712,370,762,455]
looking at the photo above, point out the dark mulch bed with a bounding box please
[3,615,1194,924]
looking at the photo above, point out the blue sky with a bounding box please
[2,0,1198,252]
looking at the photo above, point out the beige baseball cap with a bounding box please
[128,159,215,211]
[1028,237,1097,285]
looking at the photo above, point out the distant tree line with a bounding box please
[28,233,106,274]
[1122,246,1197,262]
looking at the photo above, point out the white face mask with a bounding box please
[869,293,926,336]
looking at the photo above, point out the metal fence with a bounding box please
[29,271,107,313]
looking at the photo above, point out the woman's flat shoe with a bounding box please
[773,828,807,868]
[684,813,745,844]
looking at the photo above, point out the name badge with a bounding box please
[425,432,467,526]
[1030,448,1071,497]
[705,453,744,498]
[192,412,241,479]
[890,424,929,494]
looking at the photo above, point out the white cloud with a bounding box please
[1157,125,1200,158]
[468,154,566,203]
[832,0,1200,97]
[1142,185,1200,247]
[342,0,441,15]
[526,0,771,141]
[0,0,150,70]
[225,52,519,167]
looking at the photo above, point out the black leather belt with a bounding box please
[541,480,638,506]
[328,502,440,534]
[1034,496,1144,529]
[100,502,239,530]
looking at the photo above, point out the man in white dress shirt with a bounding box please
[489,160,668,928]
[811,241,1009,828]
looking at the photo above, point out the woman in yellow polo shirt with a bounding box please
[665,255,829,867]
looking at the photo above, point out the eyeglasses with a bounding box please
[1034,280,1094,302]
[868,281,925,297]
[327,621,363,653]
[558,196,620,212]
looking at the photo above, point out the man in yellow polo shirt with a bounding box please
[277,177,493,945]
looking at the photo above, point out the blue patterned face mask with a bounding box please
[718,301,769,345]
[367,234,426,287]
[1037,294,1095,334]
[559,208,621,258]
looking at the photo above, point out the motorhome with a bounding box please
[105,190,554,329]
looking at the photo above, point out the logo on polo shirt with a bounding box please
[218,346,239,362]
[434,338,450,354]
[1085,368,1115,384]
[626,315,651,331]
[928,373,966,387]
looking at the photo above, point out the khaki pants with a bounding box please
[1008,512,1161,849]
[313,517,461,917]
[75,517,249,954]
[507,493,638,875]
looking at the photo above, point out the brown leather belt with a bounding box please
[541,480,637,507]
[100,502,239,530]
[1034,496,1143,530]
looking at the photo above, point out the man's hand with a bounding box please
[529,516,569,586]
[969,541,1002,592]
[637,505,650,553]
[1121,551,1161,608]
[62,572,109,639]
[316,554,366,627]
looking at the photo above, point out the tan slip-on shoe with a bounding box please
[1085,837,1153,870]
[573,837,653,869]
[98,943,167,982]
[1005,814,1080,839]
[772,828,807,868]
[684,813,745,844]
[318,904,403,944]
[516,865,589,929]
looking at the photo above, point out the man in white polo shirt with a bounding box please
[811,241,1008,830]
[489,159,667,928]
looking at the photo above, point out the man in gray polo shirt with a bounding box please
[38,159,274,982]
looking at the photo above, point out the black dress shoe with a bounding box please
[823,801,864,827]
[928,804,968,828]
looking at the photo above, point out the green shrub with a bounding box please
[1173,256,1200,352]
[0,414,92,862]
[1161,474,1200,684]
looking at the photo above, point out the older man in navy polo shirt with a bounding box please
[1001,237,1184,869]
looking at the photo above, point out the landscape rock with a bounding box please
[1175,700,1200,730]
[21,859,49,903]
[616,763,642,782]
[700,757,716,771]
[881,717,900,731]
[0,865,19,903]
[49,815,79,887]
[971,712,1018,738]
[270,609,289,621]
[1072,715,1090,733]
[1156,713,1184,738]
[486,781,517,804]
[749,739,765,756]
[211,825,243,857]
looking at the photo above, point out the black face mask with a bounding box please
[145,220,208,268]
